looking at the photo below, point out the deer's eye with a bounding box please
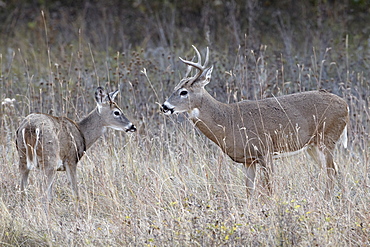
[180,90,188,96]
[113,110,121,116]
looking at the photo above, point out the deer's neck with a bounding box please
[78,108,106,149]
[190,90,231,150]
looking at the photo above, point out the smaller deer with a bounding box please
[161,46,349,197]
[16,87,136,202]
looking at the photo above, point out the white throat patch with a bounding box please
[189,108,200,119]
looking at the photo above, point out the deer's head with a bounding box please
[162,46,213,117]
[95,87,136,132]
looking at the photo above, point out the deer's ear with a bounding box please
[193,66,213,88]
[95,87,108,105]
[108,90,119,102]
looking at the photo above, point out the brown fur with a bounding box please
[162,46,349,197]
[16,87,136,202]
[192,90,348,164]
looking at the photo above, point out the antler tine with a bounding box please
[179,45,207,72]
[184,56,195,78]
[179,57,204,71]
[192,45,202,65]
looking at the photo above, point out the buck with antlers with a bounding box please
[16,87,136,202]
[162,46,349,197]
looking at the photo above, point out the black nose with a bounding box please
[161,104,169,112]
[126,124,137,132]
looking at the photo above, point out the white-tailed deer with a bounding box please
[16,87,136,202]
[161,46,349,197]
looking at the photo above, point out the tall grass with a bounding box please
[0,2,369,246]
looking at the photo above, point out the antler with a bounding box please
[179,45,209,77]
[184,56,195,78]
[173,46,210,90]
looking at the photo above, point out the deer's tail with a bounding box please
[22,127,40,170]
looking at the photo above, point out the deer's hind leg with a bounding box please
[307,144,336,198]
[38,141,60,203]
[19,156,30,195]
[323,147,336,199]
[43,165,56,203]
[37,155,58,203]
[243,162,257,196]
[18,127,39,195]
[65,161,79,200]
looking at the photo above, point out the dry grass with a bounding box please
[1,115,369,245]
[0,2,369,246]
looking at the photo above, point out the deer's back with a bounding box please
[16,113,86,164]
[234,91,347,132]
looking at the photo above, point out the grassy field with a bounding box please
[0,1,369,246]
